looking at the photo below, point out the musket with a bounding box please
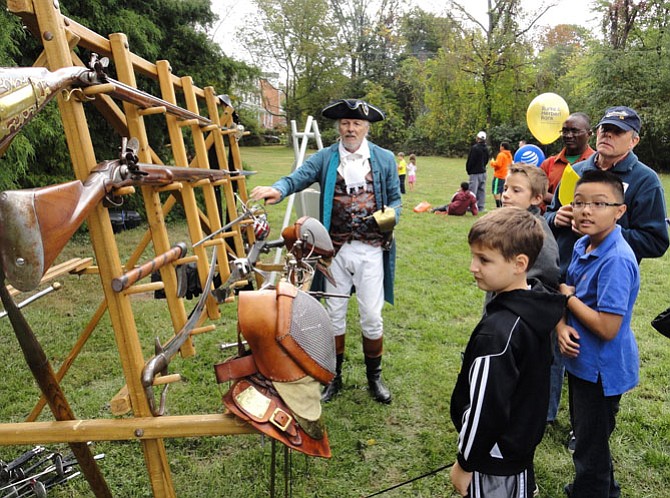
[0,54,221,152]
[0,269,112,497]
[0,137,252,292]
[141,248,218,416]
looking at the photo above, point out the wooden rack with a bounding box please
[2,1,259,496]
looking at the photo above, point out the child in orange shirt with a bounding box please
[490,142,512,207]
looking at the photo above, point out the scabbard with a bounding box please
[112,242,187,292]
[0,273,112,498]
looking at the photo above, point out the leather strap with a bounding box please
[222,377,332,458]
[227,378,300,444]
[213,354,257,383]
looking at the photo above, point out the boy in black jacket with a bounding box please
[450,208,566,497]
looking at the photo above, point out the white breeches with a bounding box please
[324,241,384,340]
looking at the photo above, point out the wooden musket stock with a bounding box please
[0,156,246,292]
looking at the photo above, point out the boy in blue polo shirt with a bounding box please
[557,170,640,498]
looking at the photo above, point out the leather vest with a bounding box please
[329,172,384,250]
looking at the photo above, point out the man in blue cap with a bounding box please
[545,105,668,278]
[251,99,401,404]
[545,106,668,496]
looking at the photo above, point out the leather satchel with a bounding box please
[223,376,331,458]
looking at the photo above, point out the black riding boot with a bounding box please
[321,353,344,402]
[365,355,392,404]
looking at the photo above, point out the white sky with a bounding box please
[209,0,600,65]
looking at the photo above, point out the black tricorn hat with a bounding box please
[321,99,385,122]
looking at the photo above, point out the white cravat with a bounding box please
[338,140,371,192]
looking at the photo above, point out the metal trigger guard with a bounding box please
[63,87,95,102]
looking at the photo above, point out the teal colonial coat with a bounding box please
[271,141,402,304]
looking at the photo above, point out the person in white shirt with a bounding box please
[251,99,402,404]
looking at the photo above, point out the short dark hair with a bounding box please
[569,112,591,129]
[501,142,510,150]
[461,181,470,190]
[575,169,625,203]
[468,208,545,269]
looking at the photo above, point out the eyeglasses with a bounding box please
[571,201,623,210]
[561,128,589,136]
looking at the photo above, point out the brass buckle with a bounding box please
[269,407,293,432]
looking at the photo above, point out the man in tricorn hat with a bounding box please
[251,98,401,404]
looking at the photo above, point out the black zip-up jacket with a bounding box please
[450,280,565,475]
[465,142,489,175]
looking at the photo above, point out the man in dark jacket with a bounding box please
[545,106,669,280]
[466,131,489,212]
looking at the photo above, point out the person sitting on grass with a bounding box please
[557,170,640,498]
[432,182,478,215]
[450,208,566,498]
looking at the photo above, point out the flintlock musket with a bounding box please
[0,137,252,292]
[0,53,217,152]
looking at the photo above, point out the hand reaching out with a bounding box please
[250,186,281,205]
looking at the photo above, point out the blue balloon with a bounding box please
[513,145,546,166]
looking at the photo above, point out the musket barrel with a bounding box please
[104,77,212,127]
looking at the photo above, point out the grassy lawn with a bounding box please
[0,145,668,497]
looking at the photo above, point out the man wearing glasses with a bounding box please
[543,107,669,441]
[540,113,595,205]
[545,106,668,279]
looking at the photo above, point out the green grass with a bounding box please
[0,145,669,497]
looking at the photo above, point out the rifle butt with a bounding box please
[0,176,107,291]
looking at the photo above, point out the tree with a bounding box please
[241,0,343,126]
[597,0,650,49]
[330,0,404,84]
[534,24,594,96]
[445,0,555,130]
[0,0,257,188]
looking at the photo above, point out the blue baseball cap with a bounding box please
[596,106,641,133]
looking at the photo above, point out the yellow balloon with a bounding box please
[526,93,570,144]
